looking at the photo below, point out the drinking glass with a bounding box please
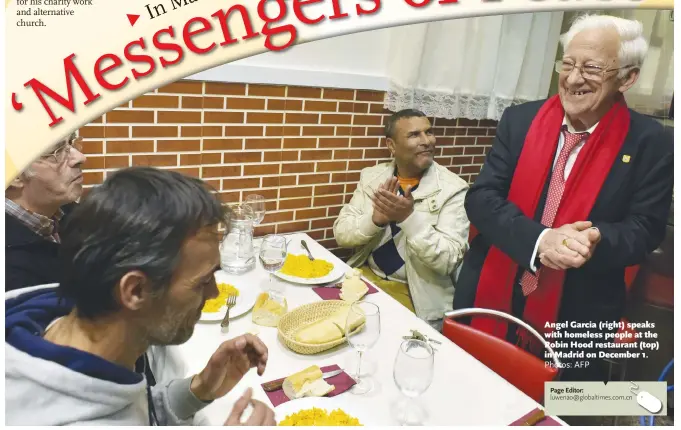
[393,339,434,425]
[346,302,380,395]
[259,234,287,280]
[245,194,266,226]
[254,235,288,326]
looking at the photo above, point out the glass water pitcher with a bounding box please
[220,204,256,274]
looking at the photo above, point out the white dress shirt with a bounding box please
[528,116,599,272]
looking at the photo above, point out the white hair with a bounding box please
[20,165,36,180]
[560,14,649,78]
[20,131,79,180]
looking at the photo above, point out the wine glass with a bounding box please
[245,194,266,226]
[392,339,434,425]
[255,235,288,325]
[346,302,380,395]
[259,234,287,285]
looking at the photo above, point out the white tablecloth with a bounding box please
[174,233,562,426]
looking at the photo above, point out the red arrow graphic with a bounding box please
[127,14,140,26]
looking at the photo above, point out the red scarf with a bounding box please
[471,94,630,353]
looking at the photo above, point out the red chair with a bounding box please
[604,266,641,382]
[464,225,642,384]
[443,308,561,404]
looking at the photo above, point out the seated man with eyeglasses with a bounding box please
[5,135,193,403]
[453,14,673,382]
[6,132,86,291]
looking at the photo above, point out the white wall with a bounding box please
[188,28,393,91]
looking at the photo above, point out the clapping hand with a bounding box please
[371,177,415,224]
[538,221,601,270]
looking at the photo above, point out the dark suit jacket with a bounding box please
[454,99,674,330]
[5,203,76,292]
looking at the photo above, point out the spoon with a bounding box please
[301,240,315,261]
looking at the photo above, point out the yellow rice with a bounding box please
[202,283,239,313]
[279,254,334,279]
[278,407,362,426]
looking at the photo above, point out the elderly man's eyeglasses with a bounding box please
[41,137,83,164]
[554,60,632,82]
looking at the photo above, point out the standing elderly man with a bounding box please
[334,109,470,331]
[453,14,674,381]
[6,132,86,291]
[6,167,276,426]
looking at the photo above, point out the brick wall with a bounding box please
[79,79,498,259]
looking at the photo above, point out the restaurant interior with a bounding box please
[69,7,674,427]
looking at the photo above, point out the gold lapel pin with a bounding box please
[622,155,631,163]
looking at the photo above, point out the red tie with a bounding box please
[520,128,589,296]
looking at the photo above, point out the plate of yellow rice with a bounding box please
[275,397,372,426]
[273,253,344,286]
[199,273,259,322]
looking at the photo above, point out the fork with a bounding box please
[301,240,315,261]
[220,294,238,332]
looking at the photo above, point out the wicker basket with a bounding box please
[277,300,365,355]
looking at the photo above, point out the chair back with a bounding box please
[443,308,560,404]
[5,283,60,300]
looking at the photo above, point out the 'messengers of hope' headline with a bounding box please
[16,0,458,130]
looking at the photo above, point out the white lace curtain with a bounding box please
[609,9,674,117]
[383,12,565,121]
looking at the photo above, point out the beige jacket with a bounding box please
[333,161,470,321]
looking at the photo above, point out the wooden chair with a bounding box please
[443,308,561,404]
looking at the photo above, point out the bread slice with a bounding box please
[327,304,365,334]
[282,365,335,400]
[293,304,366,344]
[294,319,344,344]
[340,277,369,303]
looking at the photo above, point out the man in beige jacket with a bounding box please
[334,109,470,331]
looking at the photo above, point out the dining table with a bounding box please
[173,232,567,426]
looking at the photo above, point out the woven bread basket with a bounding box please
[277,300,365,355]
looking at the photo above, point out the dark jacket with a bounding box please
[454,99,674,330]
[5,203,76,292]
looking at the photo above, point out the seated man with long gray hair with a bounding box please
[6,167,276,426]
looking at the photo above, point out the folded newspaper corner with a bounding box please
[544,381,668,416]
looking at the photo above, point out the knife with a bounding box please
[262,369,344,392]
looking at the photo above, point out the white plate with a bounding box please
[273,261,345,286]
[199,273,259,322]
[275,396,375,426]
[270,239,347,285]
